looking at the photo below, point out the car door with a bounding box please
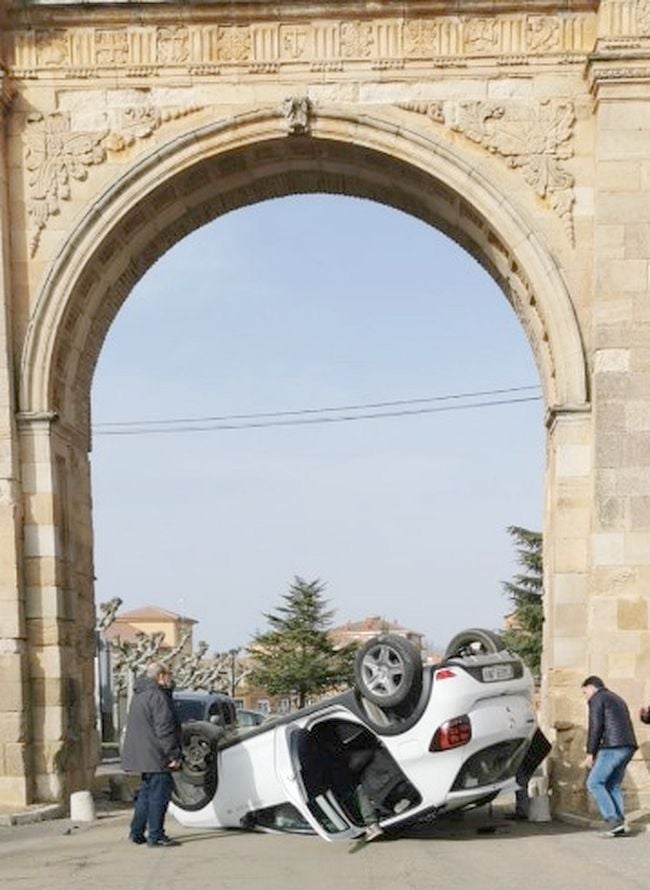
[275,723,365,841]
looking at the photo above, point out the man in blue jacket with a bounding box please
[581,675,637,837]
[122,662,182,847]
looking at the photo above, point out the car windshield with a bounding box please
[174,699,205,722]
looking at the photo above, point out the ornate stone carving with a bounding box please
[36,30,69,67]
[399,99,575,241]
[95,30,129,66]
[8,12,595,77]
[25,102,202,255]
[403,20,438,58]
[526,16,561,52]
[280,25,310,61]
[217,26,251,63]
[399,101,444,123]
[464,19,498,53]
[102,104,202,151]
[282,96,312,135]
[25,113,108,256]
[340,22,374,59]
[156,26,189,65]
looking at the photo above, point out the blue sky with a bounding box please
[91,194,544,653]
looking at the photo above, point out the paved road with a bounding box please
[1,806,648,890]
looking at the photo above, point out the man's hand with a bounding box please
[168,759,182,771]
[640,706,650,725]
[584,754,594,769]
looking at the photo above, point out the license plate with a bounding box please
[482,664,515,682]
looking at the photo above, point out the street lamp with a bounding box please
[229,647,241,699]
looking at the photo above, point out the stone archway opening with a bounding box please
[89,189,546,667]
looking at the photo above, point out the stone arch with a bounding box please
[13,105,593,804]
[19,106,589,436]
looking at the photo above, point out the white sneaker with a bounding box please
[598,822,629,838]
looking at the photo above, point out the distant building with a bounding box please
[104,604,197,654]
[329,615,425,651]
[99,604,198,741]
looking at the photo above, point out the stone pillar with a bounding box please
[18,415,98,802]
[542,408,593,814]
[585,5,650,812]
[0,63,31,806]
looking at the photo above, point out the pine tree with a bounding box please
[501,526,544,677]
[248,577,356,708]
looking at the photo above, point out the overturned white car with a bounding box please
[169,629,538,841]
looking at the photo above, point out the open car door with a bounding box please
[275,724,366,841]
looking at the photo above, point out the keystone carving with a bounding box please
[25,102,202,255]
[282,96,312,135]
[399,99,575,242]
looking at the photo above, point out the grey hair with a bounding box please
[146,661,167,680]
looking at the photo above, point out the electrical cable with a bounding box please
[93,393,542,437]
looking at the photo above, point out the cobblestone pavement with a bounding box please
[1,805,648,890]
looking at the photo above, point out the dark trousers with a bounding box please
[130,772,173,842]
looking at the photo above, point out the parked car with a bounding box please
[236,708,267,728]
[173,690,238,731]
[169,629,539,842]
[119,689,238,756]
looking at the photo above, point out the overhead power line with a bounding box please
[93,384,541,430]
[92,386,542,438]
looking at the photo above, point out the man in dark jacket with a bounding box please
[122,662,182,847]
[581,675,637,837]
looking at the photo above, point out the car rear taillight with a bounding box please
[430,715,472,751]
[435,668,457,680]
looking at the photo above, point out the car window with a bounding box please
[174,699,204,722]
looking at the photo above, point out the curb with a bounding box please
[0,803,66,827]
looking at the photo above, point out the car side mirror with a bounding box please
[210,714,224,727]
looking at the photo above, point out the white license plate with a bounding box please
[482,664,515,682]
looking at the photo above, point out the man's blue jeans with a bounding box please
[586,747,634,823]
[130,772,174,842]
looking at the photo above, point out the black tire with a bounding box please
[444,627,505,659]
[354,634,422,708]
[179,721,222,787]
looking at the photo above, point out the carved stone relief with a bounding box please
[399,99,575,241]
[156,26,190,65]
[95,30,129,67]
[403,20,438,57]
[464,19,498,54]
[526,16,561,52]
[217,26,252,63]
[8,12,595,76]
[282,96,312,135]
[35,30,69,67]
[24,99,202,255]
[340,22,374,59]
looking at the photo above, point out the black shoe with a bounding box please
[147,836,180,847]
[129,835,147,845]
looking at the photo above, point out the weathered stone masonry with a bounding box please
[0,0,649,816]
